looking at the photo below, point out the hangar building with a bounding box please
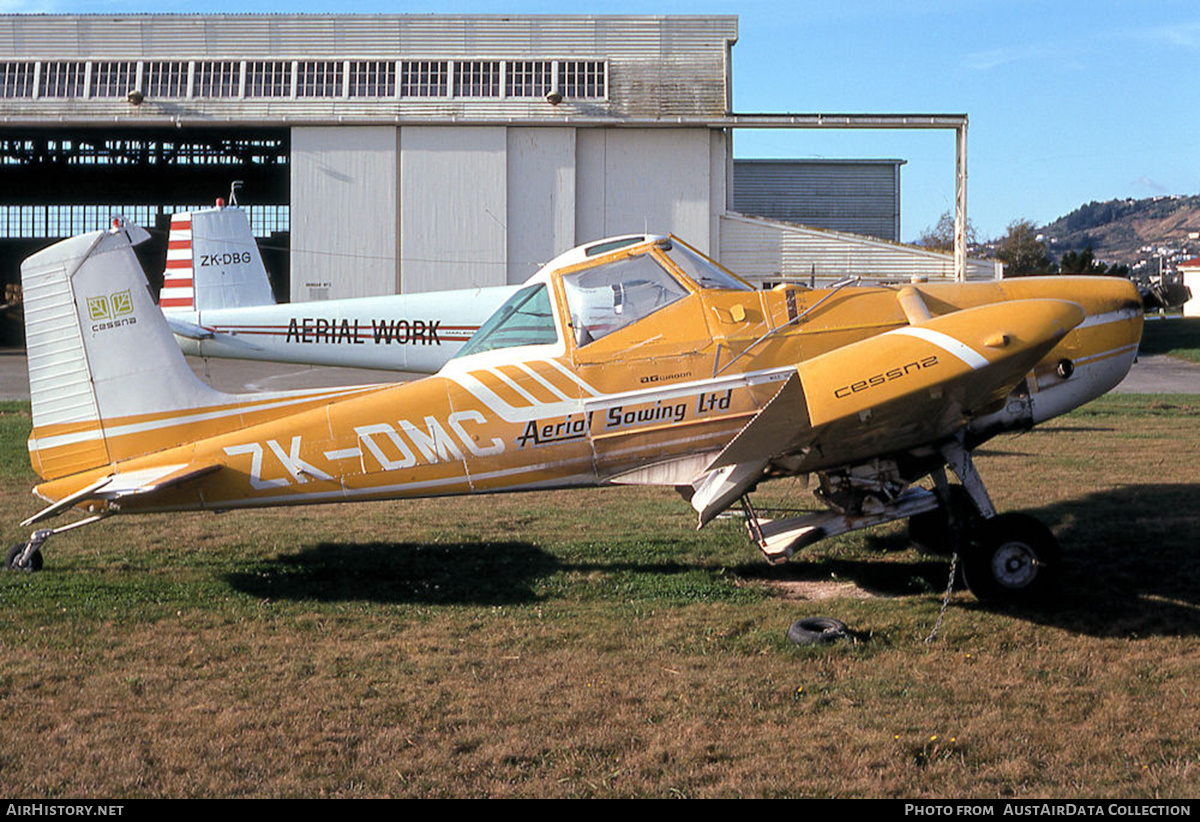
[0,13,994,316]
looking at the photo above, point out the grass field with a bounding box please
[1,394,1198,798]
[1139,316,1200,363]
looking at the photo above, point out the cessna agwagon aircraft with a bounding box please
[8,220,1143,604]
[160,204,516,373]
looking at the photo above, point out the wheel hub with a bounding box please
[991,541,1038,588]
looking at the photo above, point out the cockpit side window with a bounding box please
[663,241,754,291]
[454,283,558,358]
[561,254,690,347]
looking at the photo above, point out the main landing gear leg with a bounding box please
[935,440,1061,604]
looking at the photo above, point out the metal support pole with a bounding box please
[954,119,968,282]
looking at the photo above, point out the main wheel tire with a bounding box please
[787,617,849,646]
[5,543,43,572]
[961,513,1060,604]
[908,485,979,556]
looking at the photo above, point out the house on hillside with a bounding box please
[1178,258,1200,317]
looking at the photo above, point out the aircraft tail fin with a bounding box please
[23,220,239,480]
[159,206,276,314]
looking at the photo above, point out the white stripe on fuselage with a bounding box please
[28,385,386,453]
[885,327,990,370]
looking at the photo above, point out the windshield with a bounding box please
[561,253,689,346]
[454,283,558,358]
[664,241,754,291]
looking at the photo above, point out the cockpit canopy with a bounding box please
[454,235,751,360]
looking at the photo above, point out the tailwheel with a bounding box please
[961,513,1061,604]
[5,542,44,572]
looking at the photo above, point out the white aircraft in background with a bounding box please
[159,204,518,373]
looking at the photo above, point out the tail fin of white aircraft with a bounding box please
[23,220,238,480]
[160,206,276,313]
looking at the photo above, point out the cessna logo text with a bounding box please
[87,289,137,333]
[834,356,939,399]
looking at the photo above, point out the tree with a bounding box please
[916,210,977,253]
[1058,245,1130,277]
[996,219,1055,277]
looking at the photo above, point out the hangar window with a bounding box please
[0,205,45,238]
[455,60,501,97]
[399,60,447,97]
[40,62,87,98]
[246,61,292,98]
[297,61,343,97]
[91,62,138,98]
[349,61,395,98]
[194,61,241,98]
[0,62,36,98]
[561,61,606,99]
[144,61,189,98]
[507,61,552,97]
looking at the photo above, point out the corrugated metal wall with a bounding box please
[294,123,721,298]
[732,160,902,241]
[576,128,714,249]
[719,212,999,285]
[291,126,398,301]
[507,127,576,285]
[398,126,508,295]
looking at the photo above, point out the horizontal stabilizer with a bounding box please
[164,315,215,340]
[23,463,221,526]
[21,476,113,526]
[99,462,222,499]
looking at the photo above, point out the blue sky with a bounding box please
[4,0,1198,242]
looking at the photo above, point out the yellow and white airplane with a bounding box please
[8,220,1143,603]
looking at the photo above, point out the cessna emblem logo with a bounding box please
[87,289,138,333]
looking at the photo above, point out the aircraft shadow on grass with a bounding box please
[222,483,1198,639]
[224,540,561,606]
[741,482,1200,638]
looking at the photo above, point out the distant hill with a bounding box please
[1036,195,1200,269]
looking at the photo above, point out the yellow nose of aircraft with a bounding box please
[1018,275,1144,425]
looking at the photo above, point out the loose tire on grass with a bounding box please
[787,617,849,646]
[961,513,1060,604]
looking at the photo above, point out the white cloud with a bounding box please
[1131,177,1169,194]
[963,42,1064,71]
[1135,21,1200,49]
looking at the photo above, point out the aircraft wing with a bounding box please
[692,298,1086,522]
